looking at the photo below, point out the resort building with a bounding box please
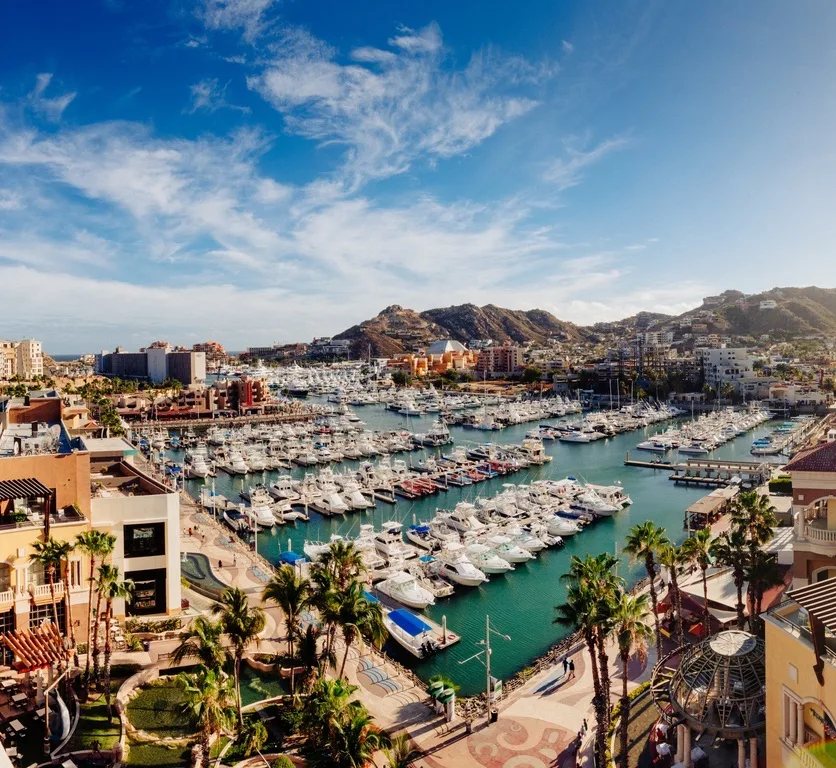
[475,345,524,375]
[387,340,478,378]
[785,434,836,588]
[97,345,206,386]
[699,347,754,389]
[0,339,44,380]
[764,577,836,767]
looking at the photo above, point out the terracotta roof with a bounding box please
[784,440,836,473]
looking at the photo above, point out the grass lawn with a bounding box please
[126,742,191,767]
[126,682,192,738]
[68,690,121,751]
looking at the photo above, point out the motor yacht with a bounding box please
[436,503,486,535]
[246,502,276,529]
[435,543,488,586]
[406,523,438,551]
[376,571,435,609]
[572,491,619,517]
[485,534,534,563]
[384,608,442,658]
[223,509,249,533]
[545,516,583,537]
[464,542,513,574]
[320,492,349,516]
[374,521,417,560]
[189,455,212,478]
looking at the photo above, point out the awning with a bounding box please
[787,577,836,634]
[388,609,431,637]
[363,591,379,603]
[0,478,51,501]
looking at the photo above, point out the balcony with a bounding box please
[804,520,836,546]
[29,582,64,600]
[0,589,13,607]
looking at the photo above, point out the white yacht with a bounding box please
[303,535,344,561]
[229,452,249,475]
[376,571,435,610]
[435,543,488,586]
[486,534,535,563]
[189,455,211,478]
[464,542,513,574]
[374,522,417,560]
[246,502,275,529]
[398,400,423,416]
[505,525,547,552]
[572,491,619,517]
[384,608,440,658]
[406,523,438,551]
[223,509,249,533]
[546,516,583,537]
[320,492,349,516]
[437,503,485,535]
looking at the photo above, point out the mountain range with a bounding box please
[334,286,836,357]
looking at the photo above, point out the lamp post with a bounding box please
[459,614,510,725]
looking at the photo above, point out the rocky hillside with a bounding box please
[648,286,836,339]
[335,303,588,357]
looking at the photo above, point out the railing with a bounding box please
[805,524,836,544]
[0,590,13,606]
[796,743,828,768]
[29,582,65,599]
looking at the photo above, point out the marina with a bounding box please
[165,399,784,695]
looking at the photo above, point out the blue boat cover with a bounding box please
[419,555,435,563]
[389,609,431,637]
[410,525,430,533]
[278,551,306,564]
[363,591,379,603]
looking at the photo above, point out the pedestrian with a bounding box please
[583,718,588,733]
[569,658,576,679]
[188,527,193,537]
[233,555,237,567]
[218,559,223,570]
[563,656,569,676]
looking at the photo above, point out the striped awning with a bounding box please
[0,623,71,672]
[0,478,51,500]
[787,577,836,634]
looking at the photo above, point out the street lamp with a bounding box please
[459,614,511,725]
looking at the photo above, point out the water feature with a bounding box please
[172,402,780,695]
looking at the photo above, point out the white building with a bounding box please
[759,300,777,310]
[699,347,754,388]
[643,331,674,347]
[0,339,44,380]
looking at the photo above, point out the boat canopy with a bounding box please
[278,551,306,564]
[363,591,379,603]
[388,609,432,637]
[410,524,431,533]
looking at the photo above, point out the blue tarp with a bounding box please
[388,609,431,637]
[363,591,379,603]
[278,551,306,564]
[410,525,430,533]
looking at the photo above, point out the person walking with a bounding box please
[563,656,569,676]
[569,658,576,679]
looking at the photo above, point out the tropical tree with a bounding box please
[30,538,62,634]
[295,625,335,691]
[623,522,669,659]
[309,565,341,661]
[303,677,365,752]
[745,550,783,634]
[98,565,133,721]
[212,586,266,728]
[710,530,749,629]
[326,708,391,768]
[384,732,422,768]
[51,539,77,655]
[178,666,236,768]
[170,615,229,669]
[336,581,387,679]
[611,590,653,768]
[238,717,268,757]
[555,584,607,764]
[731,490,778,548]
[319,540,367,589]
[262,566,311,688]
[657,543,685,647]
[75,530,116,681]
[681,529,713,631]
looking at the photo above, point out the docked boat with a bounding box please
[406,524,438,551]
[320,492,349,516]
[223,509,250,533]
[384,608,442,658]
[376,571,435,609]
[545,516,583,537]
[486,534,534,563]
[435,543,488,586]
[464,542,513,574]
[374,521,417,560]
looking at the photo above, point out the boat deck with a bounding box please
[372,590,461,652]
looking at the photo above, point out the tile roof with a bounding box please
[784,440,836,473]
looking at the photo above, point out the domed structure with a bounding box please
[426,339,467,355]
[651,630,766,739]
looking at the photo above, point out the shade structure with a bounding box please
[0,478,51,500]
[436,687,455,703]
[388,609,432,637]
[787,576,836,634]
[278,551,305,565]
[0,622,71,672]
[651,630,766,740]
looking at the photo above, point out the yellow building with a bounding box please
[764,577,836,767]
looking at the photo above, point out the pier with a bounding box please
[624,453,775,488]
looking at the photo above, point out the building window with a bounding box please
[126,568,167,616]
[0,609,14,666]
[798,494,805,501]
[29,601,66,634]
[69,559,82,588]
[124,522,166,558]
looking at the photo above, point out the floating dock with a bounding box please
[624,453,773,487]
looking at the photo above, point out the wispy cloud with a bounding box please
[562,40,574,55]
[200,0,278,42]
[543,135,630,191]
[28,73,76,121]
[187,78,251,114]
[248,22,551,187]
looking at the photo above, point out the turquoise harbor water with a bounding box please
[173,404,780,695]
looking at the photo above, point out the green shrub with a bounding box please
[272,757,294,768]
[109,662,143,679]
[275,704,303,738]
[769,476,792,495]
[125,617,182,633]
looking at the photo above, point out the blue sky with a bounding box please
[1,0,835,352]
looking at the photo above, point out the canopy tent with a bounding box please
[388,609,431,637]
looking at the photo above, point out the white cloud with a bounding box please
[248,23,548,186]
[200,0,278,41]
[0,190,23,211]
[543,135,630,191]
[188,78,251,114]
[562,40,574,55]
[28,73,76,121]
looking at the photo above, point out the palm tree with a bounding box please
[51,539,77,655]
[170,615,229,669]
[657,543,685,647]
[294,625,335,692]
[555,584,607,765]
[326,708,391,768]
[710,530,749,629]
[681,529,713,631]
[336,581,387,679]
[745,550,783,634]
[31,538,62,633]
[611,590,653,768]
[731,490,778,547]
[212,587,265,729]
[303,677,365,752]
[623,522,669,659]
[75,530,116,682]
[319,540,367,589]
[262,566,311,688]
[98,565,133,721]
[384,732,422,768]
[238,717,268,757]
[309,565,341,661]
[178,666,236,768]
